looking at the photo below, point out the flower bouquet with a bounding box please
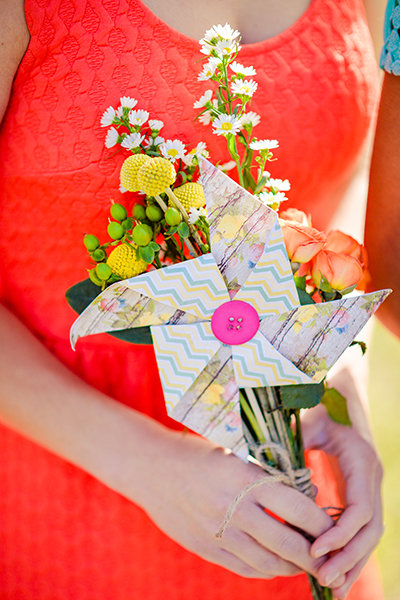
[67,24,390,600]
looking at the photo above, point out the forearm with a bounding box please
[365,73,400,338]
[0,303,172,505]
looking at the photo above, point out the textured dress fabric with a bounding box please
[380,0,400,73]
[0,0,384,598]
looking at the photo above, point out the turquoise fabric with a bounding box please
[380,0,400,74]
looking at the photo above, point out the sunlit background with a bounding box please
[369,321,400,600]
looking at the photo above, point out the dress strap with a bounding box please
[380,0,400,74]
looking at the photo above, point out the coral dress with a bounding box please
[0,0,384,598]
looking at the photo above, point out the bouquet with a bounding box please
[67,24,390,600]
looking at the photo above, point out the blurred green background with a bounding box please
[369,320,400,600]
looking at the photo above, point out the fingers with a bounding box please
[218,528,302,579]
[330,555,370,599]
[311,441,380,557]
[253,479,333,539]
[315,485,383,589]
[243,504,325,577]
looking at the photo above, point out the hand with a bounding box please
[302,405,384,598]
[109,423,340,581]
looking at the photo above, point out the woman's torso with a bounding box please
[0,1,382,598]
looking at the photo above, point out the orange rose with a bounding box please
[311,250,364,293]
[325,230,367,269]
[279,208,311,226]
[281,222,326,263]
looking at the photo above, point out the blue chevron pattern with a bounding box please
[124,254,229,319]
[236,219,299,315]
[232,331,312,387]
[151,321,222,410]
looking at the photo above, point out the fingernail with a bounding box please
[313,546,330,558]
[324,571,340,586]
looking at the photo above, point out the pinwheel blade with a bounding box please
[232,331,314,388]
[124,253,229,319]
[168,344,248,459]
[199,158,277,296]
[259,290,392,381]
[235,219,300,316]
[151,321,222,412]
[70,281,198,348]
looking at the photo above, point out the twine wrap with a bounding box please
[216,441,316,539]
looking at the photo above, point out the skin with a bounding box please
[365,73,400,339]
[0,1,386,597]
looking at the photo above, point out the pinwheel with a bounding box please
[71,159,390,459]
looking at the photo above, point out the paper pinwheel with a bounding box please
[71,159,390,459]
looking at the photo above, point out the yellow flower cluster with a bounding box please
[106,243,147,279]
[173,182,205,211]
[120,155,176,196]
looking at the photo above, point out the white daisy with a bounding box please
[105,127,119,148]
[212,114,243,136]
[269,178,291,192]
[198,110,212,126]
[230,62,256,77]
[182,142,209,166]
[100,106,116,127]
[160,139,186,162]
[128,109,149,127]
[215,39,240,57]
[258,191,287,207]
[249,139,279,151]
[193,90,213,109]
[119,183,128,193]
[231,79,258,97]
[116,106,123,118]
[188,207,201,224]
[188,206,208,224]
[198,58,219,81]
[202,23,240,43]
[143,135,165,149]
[240,111,261,127]
[121,132,145,150]
[148,119,164,131]
[119,96,138,109]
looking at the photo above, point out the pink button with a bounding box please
[211,300,260,345]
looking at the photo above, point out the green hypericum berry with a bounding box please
[83,234,99,251]
[132,224,152,246]
[95,262,113,281]
[201,244,210,253]
[89,267,104,286]
[121,218,133,231]
[165,207,181,226]
[132,204,146,221]
[91,248,107,262]
[107,221,124,240]
[142,223,153,237]
[146,204,163,222]
[110,203,127,221]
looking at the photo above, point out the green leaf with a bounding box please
[227,133,240,161]
[65,279,153,345]
[350,340,367,355]
[280,382,325,409]
[139,245,155,264]
[254,175,268,195]
[294,276,306,291]
[321,387,352,426]
[178,222,190,238]
[297,287,315,306]
[149,241,161,252]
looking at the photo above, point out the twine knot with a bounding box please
[216,441,316,539]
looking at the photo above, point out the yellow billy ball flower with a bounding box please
[173,182,205,211]
[120,154,151,192]
[106,243,147,279]
[137,157,176,196]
